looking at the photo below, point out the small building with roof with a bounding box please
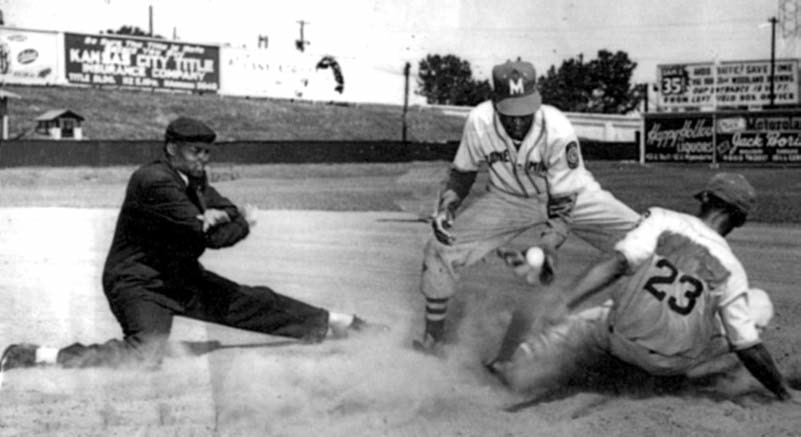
[34,109,85,140]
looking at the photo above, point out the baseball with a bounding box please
[525,246,545,269]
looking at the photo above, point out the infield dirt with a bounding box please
[1,163,800,436]
[1,207,800,436]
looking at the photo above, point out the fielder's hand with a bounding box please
[197,208,231,232]
[547,194,576,220]
[497,246,557,285]
[431,209,455,245]
[431,190,461,245]
[539,247,557,285]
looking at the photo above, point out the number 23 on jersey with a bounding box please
[642,257,705,316]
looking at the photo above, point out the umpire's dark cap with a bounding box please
[165,117,216,143]
[695,173,756,216]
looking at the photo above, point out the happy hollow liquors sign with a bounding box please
[643,114,715,162]
[644,111,801,164]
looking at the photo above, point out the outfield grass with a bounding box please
[586,162,801,224]
[1,161,799,224]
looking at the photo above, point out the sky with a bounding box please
[0,0,796,83]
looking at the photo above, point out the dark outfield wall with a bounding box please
[0,139,637,167]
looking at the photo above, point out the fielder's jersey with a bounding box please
[606,207,760,374]
[452,102,601,198]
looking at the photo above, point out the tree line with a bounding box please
[100,25,641,113]
[417,50,644,114]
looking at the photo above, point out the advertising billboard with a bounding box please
[716,112,801,164]
[657,59,800,109]
[643,110,801,164]
[0,27,62,85]
[643,113,715,162]
[64,32,219,92]
[219,47,311,99]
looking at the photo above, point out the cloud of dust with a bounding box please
[204,325,517,435]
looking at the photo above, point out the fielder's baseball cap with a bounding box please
[492,60,542,116]
[165,117,216,143]
[694,173,756,216]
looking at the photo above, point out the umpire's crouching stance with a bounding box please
[2,117,377,371]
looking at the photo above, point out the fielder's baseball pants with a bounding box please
[421,187,640,300]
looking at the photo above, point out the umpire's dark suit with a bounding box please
[57,158,329,368]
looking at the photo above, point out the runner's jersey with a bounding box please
[452,102,601,198]
[608,208,761,371]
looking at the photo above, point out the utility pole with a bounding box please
[641,83,649,113]
[769,16,778,108]
[402,62,411,143]
[296,20,309,52]
[148,5,154,37]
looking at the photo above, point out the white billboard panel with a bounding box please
[220,47,313,99]
[657,59,800,109]
[0,27,63,85]
[220,47,423,105]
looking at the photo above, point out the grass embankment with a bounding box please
[1,162,799,224]
[2,85,464,142]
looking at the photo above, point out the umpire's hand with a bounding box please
[197,208,231,232]
[239,203,259,228]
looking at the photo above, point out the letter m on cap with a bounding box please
[508,77,525,95]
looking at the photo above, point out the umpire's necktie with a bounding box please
[188,183,207,212]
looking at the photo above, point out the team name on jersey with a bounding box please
[487,150,511,164]
[486,149,546,176]
[526,161,546,175]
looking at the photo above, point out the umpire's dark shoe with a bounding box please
[1,343,38,371]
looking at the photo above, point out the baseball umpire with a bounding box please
[1,117,379,371]
[486,173,800,403]
[415,59,640,352]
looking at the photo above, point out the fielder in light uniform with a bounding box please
[416,59,640,351]
[487,173,799,403]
